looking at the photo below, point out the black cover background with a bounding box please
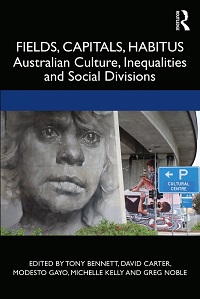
[1,6,199,288]
[1,8,199,90]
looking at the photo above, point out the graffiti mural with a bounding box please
[1,111,122,235]
[125,189,183,231]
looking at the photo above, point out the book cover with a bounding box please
[1,6,200,286]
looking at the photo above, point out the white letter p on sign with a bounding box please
[179,169,188,180]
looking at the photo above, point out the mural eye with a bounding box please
[38,126,60,143]
[81,131,101,148]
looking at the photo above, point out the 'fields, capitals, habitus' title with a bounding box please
[13,41,187,83]
[16,41,185,53]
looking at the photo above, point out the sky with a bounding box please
[192,111,200,167]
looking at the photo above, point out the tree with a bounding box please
[193,193,200,214]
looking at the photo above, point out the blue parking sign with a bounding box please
[182,198,193,208]
[158,166,200,193]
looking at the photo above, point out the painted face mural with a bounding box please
[1,111,121,235]
[19,112,107,213]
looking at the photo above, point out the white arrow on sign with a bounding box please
[165,171,173,178]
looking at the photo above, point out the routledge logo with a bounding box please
[176,10,190,31]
